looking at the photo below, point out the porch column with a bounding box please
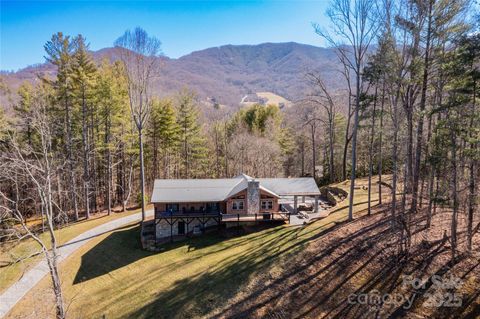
[314,195,319,213]
[154,219,157,244]
[293,195,298,214]
[302,196,305,203]
[153,205,157,242]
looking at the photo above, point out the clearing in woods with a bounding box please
[5,177,480,318]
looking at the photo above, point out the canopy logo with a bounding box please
[347,274,463,310]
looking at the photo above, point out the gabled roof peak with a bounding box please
[233,173,254,181]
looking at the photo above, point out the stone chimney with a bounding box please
[247,179,260,214]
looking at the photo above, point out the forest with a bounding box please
[0,0,479,318]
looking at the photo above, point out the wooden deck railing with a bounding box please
[155,210,289,223]
[220,212,289,223]
[155,210,221,219]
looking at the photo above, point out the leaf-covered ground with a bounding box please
[6,177,479,318]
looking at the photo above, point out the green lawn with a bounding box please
[0,205,152,293]
[7,177,390,318]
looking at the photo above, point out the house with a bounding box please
[150,174,321,242]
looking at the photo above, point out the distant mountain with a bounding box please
[1,42,344,108]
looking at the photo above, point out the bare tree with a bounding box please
[114,28,161,221]
[304,72,338,182]
[304,117,320,179]
[293,102,321,179]
[315,0,378,220]
[0,92,66,318]
[338,57,355,182]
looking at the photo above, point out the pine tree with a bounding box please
[147,98,180,181]
[95,60,130,214]
[44,32,79,220]
[71,35,97,219]
[176,90,208,178]
[15,82,36,146]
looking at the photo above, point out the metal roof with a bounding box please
[257,178,321,196]
[151,174,320,203]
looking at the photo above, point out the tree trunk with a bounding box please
[342,92,353,181]
[224,122,229,177]
[214,125,221,177]
[311,123,316,179]
[348,67,361,221]
[152,124,158,182]
[45,150,66,318]
[81,90,90,219]
[450,127,458,260]
[378,81,385,205]
[139,128,146,221]
[65,97,78,221]
[419,114,433,209]
[403,36,421,212]
[391,96,400,231]
[412,0,433,212]
[46,219,65,319]
[405,103,414,199]
[368,86,378,215]
[183,123,189,178]
[328,112,335,182]
[467,153,475,252]
[467,78,476,252]
[105,111,112,215]
[301,139,305,176]
[90,106,98,213]
[46,249,65,319]
[426,167,435,228]
[119,128,127,212]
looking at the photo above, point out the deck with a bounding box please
[155,210,289,223]
[221,212,289,222]
[155,209,221,219]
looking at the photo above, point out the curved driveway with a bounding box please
[0,209,153,318]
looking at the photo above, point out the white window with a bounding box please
[261,200,273,210]
[232,200,244,210]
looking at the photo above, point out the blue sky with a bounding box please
[0,1,330,71]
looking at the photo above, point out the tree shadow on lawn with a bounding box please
[73,225,150,284]
[122,212,393,319]
[72,222,293,285]
[145,206,476,319]
[124,228,306,318]
[70,200,372,291]
[72,224,232,285]
[74,206,478,319]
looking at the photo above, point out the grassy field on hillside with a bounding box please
[256,91,292,107]
[0,205,152,293]
[7,177,387,318]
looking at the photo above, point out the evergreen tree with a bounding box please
[15,82,36,146]
[95,60,130,214]
[72,35,97,219]
[44,32,80,220]
[147,98,180,180]
[176,90,208,178]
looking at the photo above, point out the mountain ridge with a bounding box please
[1,42,343,108]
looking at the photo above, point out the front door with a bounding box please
[178,221,185,235]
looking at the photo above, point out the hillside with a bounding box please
[6,177,479,318]
[0,42,343,108]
